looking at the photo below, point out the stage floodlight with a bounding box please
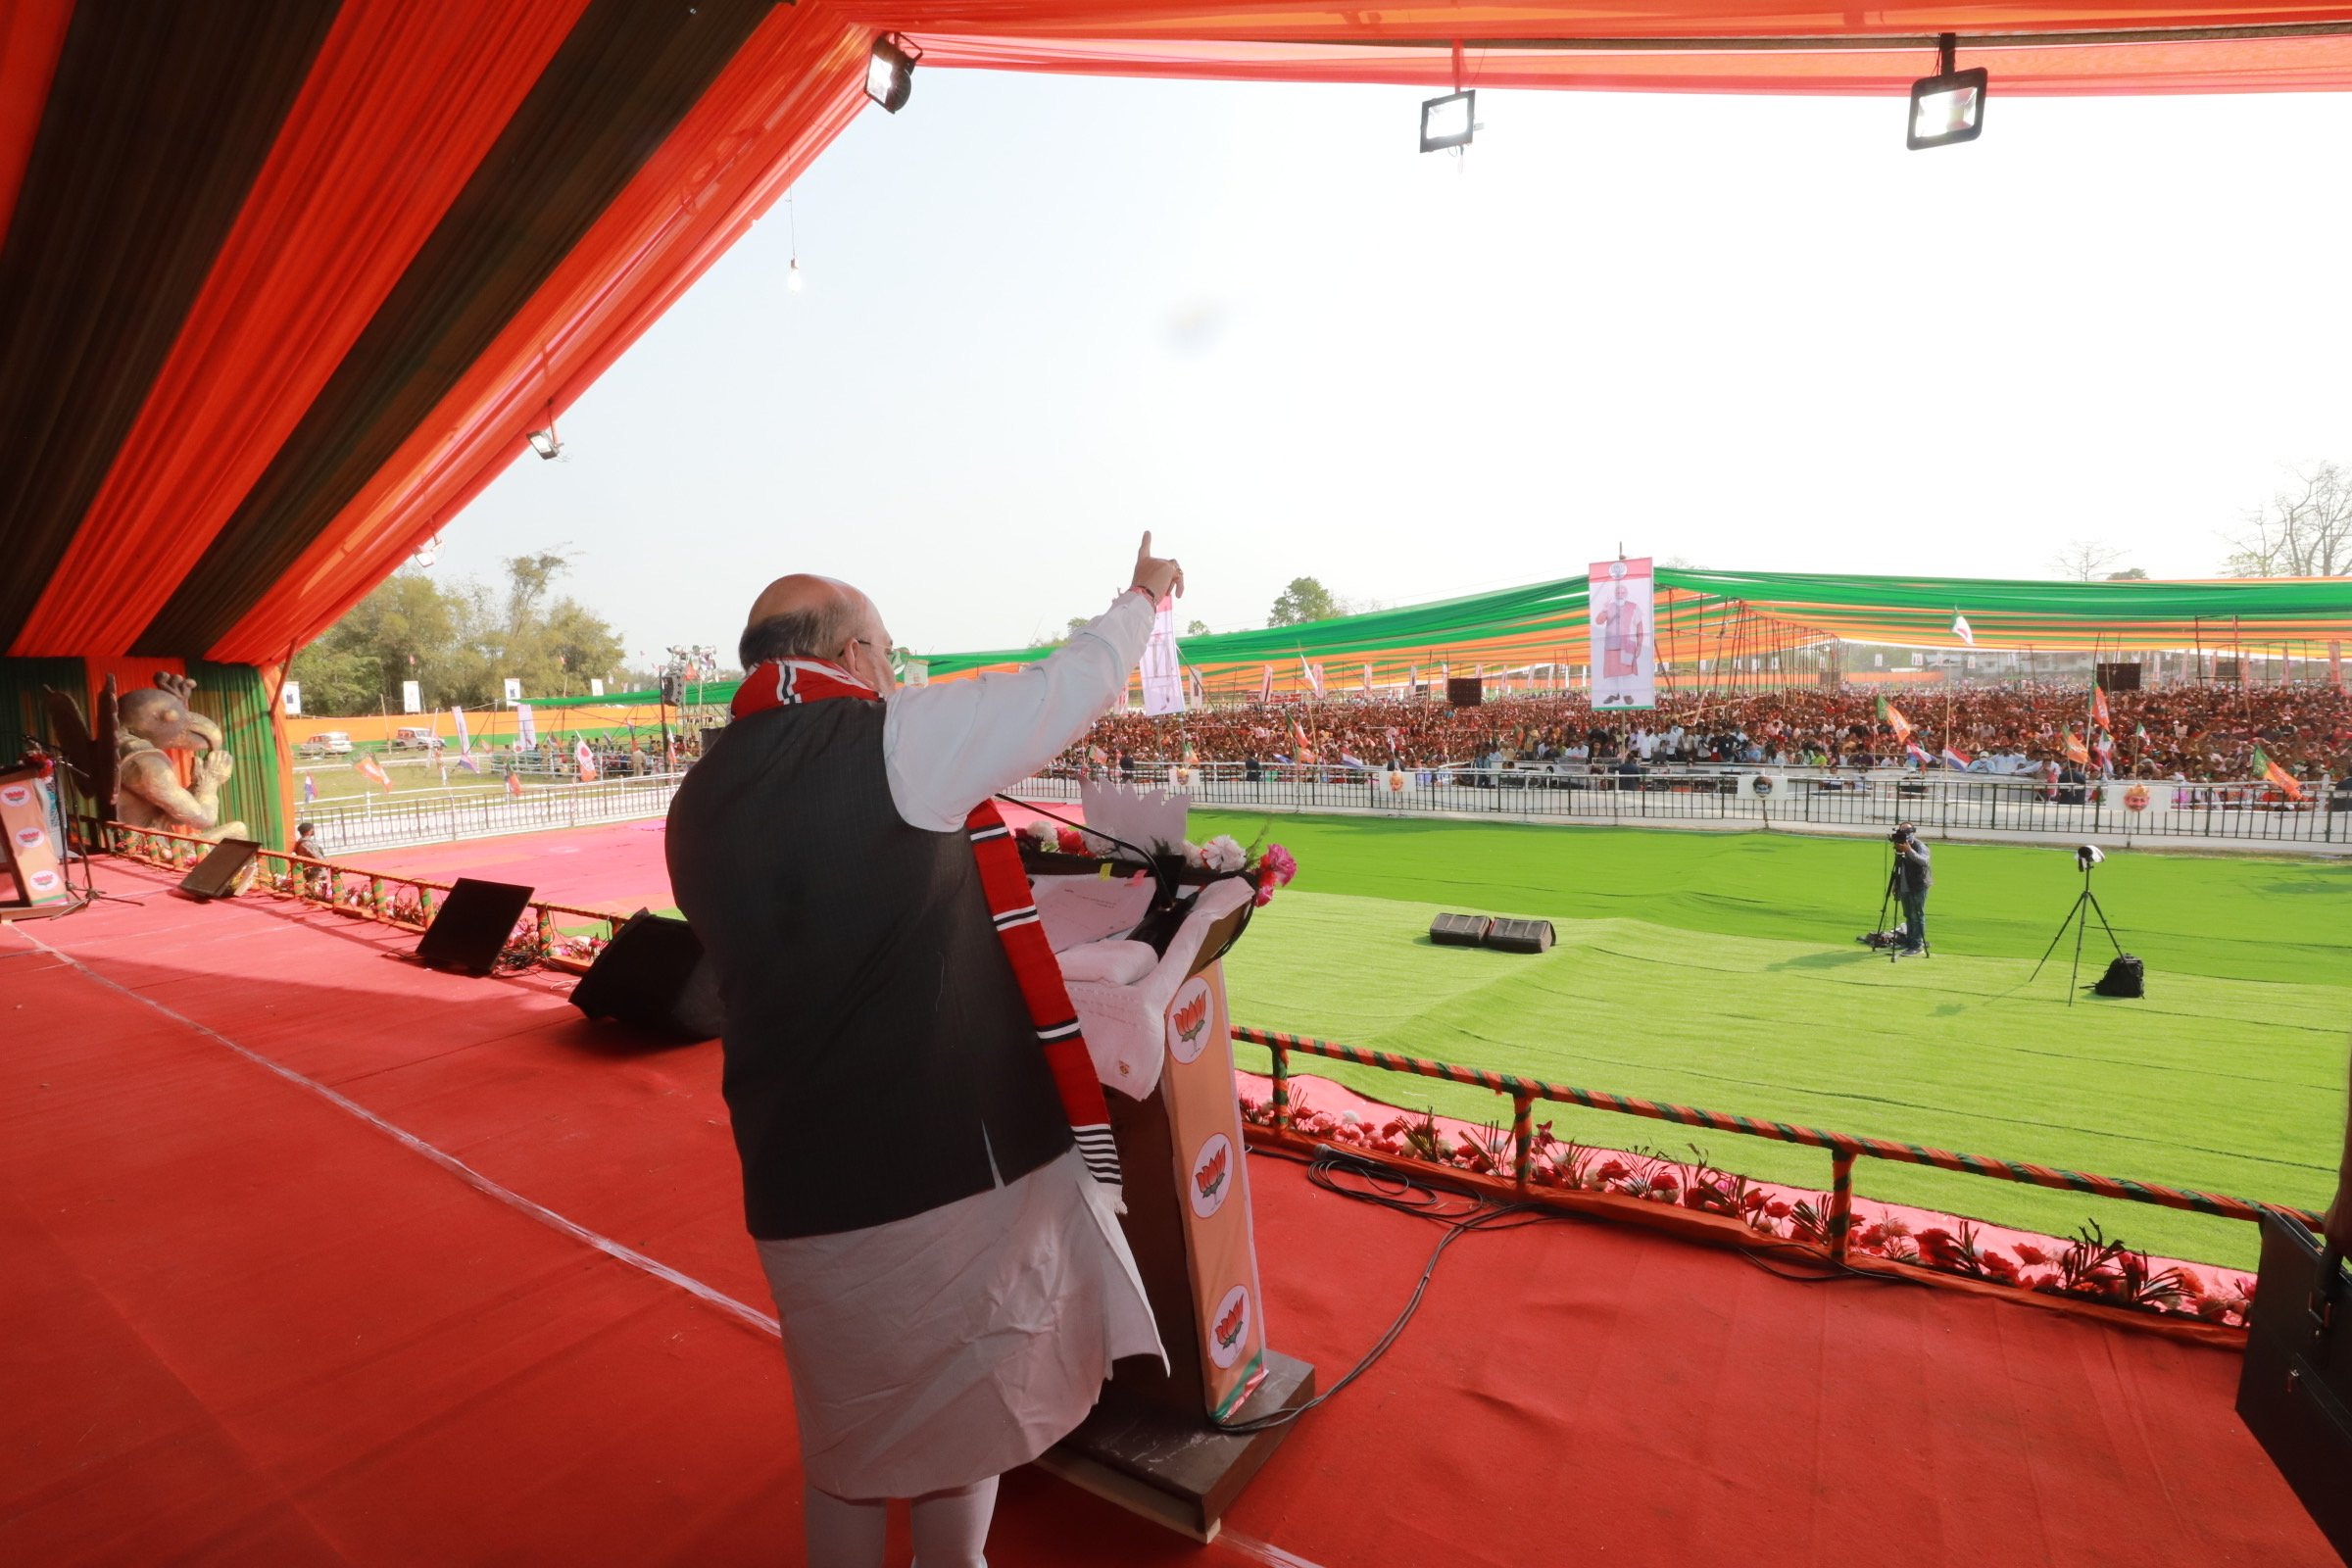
[1907,34,1985,150]
[787,256,803,292]
[1420,90,1476,154]
[526,427,562,461]
[866,35,914,115]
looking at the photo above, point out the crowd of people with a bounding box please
[1063,681,2352,786]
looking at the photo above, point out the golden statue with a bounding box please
[115,673,247,843]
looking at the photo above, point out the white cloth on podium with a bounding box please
[757,1147,1160,1499]
[750,589,1164,1501]
[1046,876,1255,1101]
[1054,937,1157,985]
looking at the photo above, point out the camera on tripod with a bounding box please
[2076,843,2104,872]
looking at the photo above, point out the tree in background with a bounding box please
[2048,540,2132,581]
[289,554,625,716]
[2222,463,2352,577]
[1267,576,1340,626]
[2105,566,2149,580]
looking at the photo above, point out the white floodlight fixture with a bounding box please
[1907,34,1986,150]
[1420,89,1476,154]
[527,425,562,460]
[866,35,915,114]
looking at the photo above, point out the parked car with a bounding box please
[301,731,353,757]
[391,727,444,752]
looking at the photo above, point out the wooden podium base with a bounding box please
[1031,1348,1316,1543]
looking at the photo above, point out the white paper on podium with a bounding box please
[1057,877,1254,1100]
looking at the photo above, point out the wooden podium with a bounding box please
[1033,902,1315,1541]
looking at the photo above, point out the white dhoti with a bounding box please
[756,1148,1162,1500]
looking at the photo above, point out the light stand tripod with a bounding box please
[2029,850,2122,1004]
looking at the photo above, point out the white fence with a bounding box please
[1007,761,2352,850]
[297,757,2347,856]
[302,772,685,854]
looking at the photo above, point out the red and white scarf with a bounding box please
[731,660,1119,1190]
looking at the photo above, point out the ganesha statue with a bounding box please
[116,673,247,843]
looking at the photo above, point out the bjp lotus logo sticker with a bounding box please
[1209,1284,1250,1368]
[0,784,29,808]
[1189,1133,1233,1219]
[1166,976,1213,1065]
[28,869,63,895]
[15,825,43,851]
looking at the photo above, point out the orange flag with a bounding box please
[2252,746,2306,801]
[2063,731,2090,764]
[355,754,392,792]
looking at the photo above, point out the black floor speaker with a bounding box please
[176,838,261,901]
[570,910,723,1039]
[1430,912,1492,947]
[1486,918,1555,955]
[2236,1210,2352,1560]
[415,877,535,976]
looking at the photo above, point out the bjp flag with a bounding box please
[2063,731,2091,765]
[355,754,392,792]
[2251,746,2306,801]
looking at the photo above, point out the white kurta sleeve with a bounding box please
[884,590,1155,832]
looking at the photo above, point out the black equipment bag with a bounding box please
[2236,1210,2351,1562]
[2092,954,2144,998]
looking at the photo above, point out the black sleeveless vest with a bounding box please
[664,699,1073,1239]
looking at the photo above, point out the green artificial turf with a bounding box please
[1192,813,2352,1269]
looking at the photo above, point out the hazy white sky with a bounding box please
[439,71,2352,667]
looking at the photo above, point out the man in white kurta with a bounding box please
[666,537,1183,1568]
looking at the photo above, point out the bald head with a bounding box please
[739,574,891,691]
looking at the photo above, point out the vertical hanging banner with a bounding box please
[401,679,422,713]
[1590,557,1657,710]
[1141,596,1186,715]
[281,681,303,716]
[1162,964,1268,1419]
[515,703,538,750]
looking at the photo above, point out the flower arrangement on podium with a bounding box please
[1016,816,1298,906]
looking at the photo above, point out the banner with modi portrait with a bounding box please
[1590,557,1656,710]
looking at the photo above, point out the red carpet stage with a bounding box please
[2,845,2332,1567]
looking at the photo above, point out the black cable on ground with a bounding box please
[1221,1141,1919,1433]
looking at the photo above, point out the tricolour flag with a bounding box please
[302,774,317,803]
[1940,744,1972,769]
[575,737,598,782]
[455,752,481,774]
[1952,612,1975,647]
[355,754,392,792]
[1905,740,1935,768]
[2251,746,2306,801]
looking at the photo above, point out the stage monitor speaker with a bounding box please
[1485,917,1555,955]
[1446,677,1484,708]
[570,910,723,1039]
[415,877,535,976]
[1430,912,1492,947]
[176,837,261,901]
[2095,662,2142,693]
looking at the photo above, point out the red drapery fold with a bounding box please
[8,0,592,659]
[208,7,873,662]
[0,0,74,248]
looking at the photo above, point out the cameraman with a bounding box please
[1889,823,1932,955]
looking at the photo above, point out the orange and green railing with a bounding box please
[1233,1025,2322,1265]
[103,821,620,974]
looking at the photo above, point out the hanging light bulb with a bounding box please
[788,256,803,293]
[786,195,804,293]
